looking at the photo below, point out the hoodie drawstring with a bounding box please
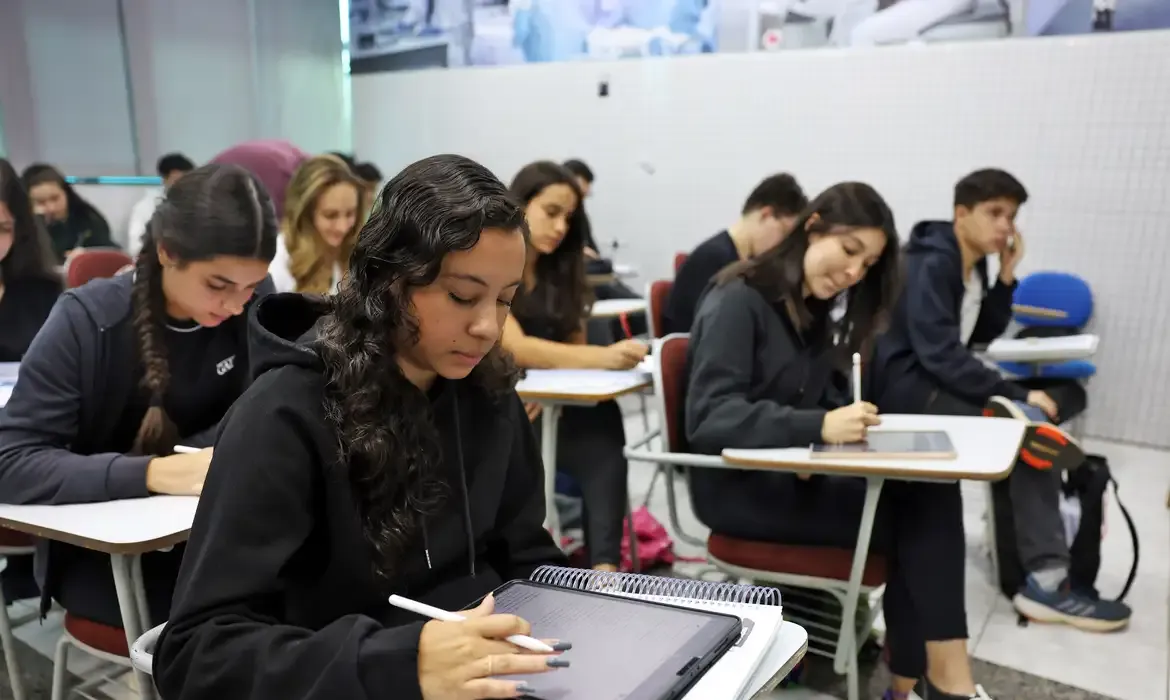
[421,389,476,578]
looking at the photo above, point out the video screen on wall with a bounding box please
[346,0,1170,74]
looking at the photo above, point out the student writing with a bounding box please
[684,183,994,700]
[269,154,370,294]
[501,161,646,571]
[0,164,277,626]
[155,154,568,700]
[869,169,1129,632]
[664,173,807,335]
[21,164,116,264]
[0,158,62,363]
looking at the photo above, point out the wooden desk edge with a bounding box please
[518,381,651,403]
[0,517,191,555]
[720,454,1015,482]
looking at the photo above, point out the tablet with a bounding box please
[486,580,742,700]
[811,430,956,460]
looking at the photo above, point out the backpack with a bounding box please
[991,454,1138,609]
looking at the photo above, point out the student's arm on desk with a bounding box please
[488,394,568,580]
[685,298,825,453]
[906,258,1027,403]
[0,297,150,505]
[502,315,609,369]
[155,378,424,700]
[969,273,1017,345]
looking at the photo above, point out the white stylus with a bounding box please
[173,445,201,454]
[852,352,862,405]
[388,594,555,653]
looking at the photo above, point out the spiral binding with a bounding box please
[530,566,780,607]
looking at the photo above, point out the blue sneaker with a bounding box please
[1013,575,1131,632]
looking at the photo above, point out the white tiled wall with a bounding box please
[355,31,1170,447]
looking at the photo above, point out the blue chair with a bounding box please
[999,272,1097,380]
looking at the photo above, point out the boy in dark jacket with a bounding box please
[871,169,1130,633]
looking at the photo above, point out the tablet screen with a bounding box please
[811,430,955,458]
[490,581,740,700]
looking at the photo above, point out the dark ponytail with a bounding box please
[128,164,279,457]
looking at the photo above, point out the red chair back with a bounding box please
[654,334,690,452]
[673,252,688,275]
[66,249,134,288]
[647,279,673,339]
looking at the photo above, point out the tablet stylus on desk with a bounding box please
[388,594,558,653]
[173,445,201,454]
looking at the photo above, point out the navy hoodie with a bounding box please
[155,293,565,700]
[870,221,1025,413]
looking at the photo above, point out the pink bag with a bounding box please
[620,507,704,572]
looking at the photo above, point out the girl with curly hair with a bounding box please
[156,154,568,700]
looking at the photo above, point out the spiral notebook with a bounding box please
[506,566,785,700]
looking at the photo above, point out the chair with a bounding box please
[673,252,688,275]
[52,613,143,700]
[130,623,164,681]
[1000,271,1097,380]
[646,280,673,340]
[624,334,886,700]
[65,248,134,289]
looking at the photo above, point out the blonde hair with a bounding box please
[283,154,368,294]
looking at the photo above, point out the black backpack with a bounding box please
[991,454,1138,610]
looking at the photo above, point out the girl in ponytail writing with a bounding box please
[0,163,277,628]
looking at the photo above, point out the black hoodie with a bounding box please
[870,220,1025,413]
[155,294,566,700]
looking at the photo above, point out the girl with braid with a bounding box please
[0,163,277,628]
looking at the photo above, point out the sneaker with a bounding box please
[1013,574,1131,632]
[917,677,994,699]
[984,396,1085,472]
[881,690,924,700]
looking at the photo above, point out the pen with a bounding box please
[852,352,862,405]
[173,445,201,454]
[388,594,556,653]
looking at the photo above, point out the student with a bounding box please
[128,152,196,257]
[685,183,996,700]
[870,168,1130,632]
[561,159,599,258]
[501,161,647,571]
[664,173,807,335]
[0,158,62,363]
[355,161,384,203]
[0,164,277,626]
[21,164,116,263]
[269,155,369,294]
[154,154,568,699]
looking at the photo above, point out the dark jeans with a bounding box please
[925,380,1087,574]
[53,545,184,628]
[534,401,629,567]
[696,472,968,679]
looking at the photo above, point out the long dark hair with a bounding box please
[131,164,279,456]
[509,161,591,340]
[20,163,108,228]
[317,154,527,579]
[0,159,59,285]
[718,182,901,364]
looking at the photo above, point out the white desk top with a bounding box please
[591,298,648,318]
[516,369,651,402]
[613,263,638,279]
[985,334,1098,362]
[0,496,198,555]
[746,621,808,699]
[723,414,1025,481]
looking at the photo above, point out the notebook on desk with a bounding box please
[488,566,785,700]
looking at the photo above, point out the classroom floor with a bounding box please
[0,399,1164,700]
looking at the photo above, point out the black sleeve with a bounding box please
[969,278,1017,346]
[0,295,151,504]
[685,290,826,453]
[487,394,568,581]
[906,258,1028,403]
[156,378,426,700]
[663,255,718,336]
[83,208,116,249]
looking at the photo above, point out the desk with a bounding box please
[516,370,651,542]
[747,621,809,699]
[591,298,648,318]
[722,414,1025,685]
[0,496,198,699]
[984,334,1098,363]
[613,263,638,279]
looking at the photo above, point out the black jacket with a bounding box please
[870,220,1024,412]
[155,294,565,700]
[684,279,846,527]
